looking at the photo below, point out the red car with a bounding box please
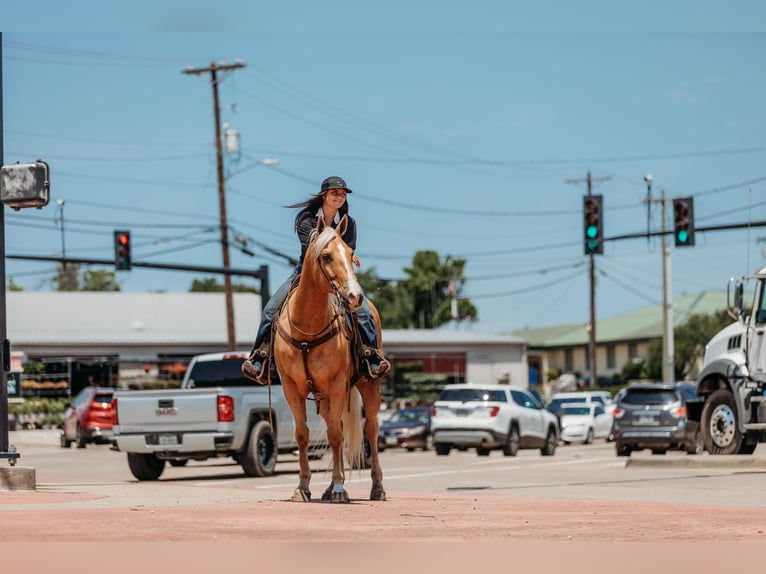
[60,387,114,448]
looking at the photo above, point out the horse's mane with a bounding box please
[308,226,339,260]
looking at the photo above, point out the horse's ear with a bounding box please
[316,216,326,233]
[336,214,348,237]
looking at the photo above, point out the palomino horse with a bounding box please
[273,215,386,503]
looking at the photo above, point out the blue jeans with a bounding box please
[251,270,379,351]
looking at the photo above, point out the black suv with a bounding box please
[612,382,704,457]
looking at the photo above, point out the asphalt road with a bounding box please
[7,430,766,508]
[2,431,765,571]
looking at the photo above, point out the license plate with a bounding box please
[637,415,658,425]
[385,437,398,446]
[159,434,179,446]
[456,408,470,417]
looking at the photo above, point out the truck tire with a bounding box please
[434,443,451,456]
[127,453,166,481]
[241,420,277,477]
[701,389,743,455]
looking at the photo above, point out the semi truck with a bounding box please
[687,266,766,454]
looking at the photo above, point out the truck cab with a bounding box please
[690,266,766,454]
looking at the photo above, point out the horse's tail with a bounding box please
[342,386,364,470]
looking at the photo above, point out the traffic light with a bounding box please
[582,195,603,255]
[114,230,132,270]
[672,197,695,247]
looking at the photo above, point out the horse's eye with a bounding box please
[322,253,332,263]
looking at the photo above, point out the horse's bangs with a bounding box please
[309,226,337,259]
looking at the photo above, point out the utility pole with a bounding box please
[567,171,611,388]
[643,189,674,382]
[183,60,245,351]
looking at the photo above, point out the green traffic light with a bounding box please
[586,240,599,252]
[677,230,688,244]
[586,225,599,239]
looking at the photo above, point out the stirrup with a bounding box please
[362,347,390,380]
[242,347,270,385]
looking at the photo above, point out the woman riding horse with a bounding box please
[242,176,390,384]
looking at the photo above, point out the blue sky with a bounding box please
[2,5,766,334]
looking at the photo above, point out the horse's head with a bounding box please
[309,215,364,310]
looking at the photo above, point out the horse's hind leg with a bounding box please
[357,380,386,501]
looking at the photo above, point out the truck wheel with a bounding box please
[127,453,166,481]
[540,428,557,456]
[434,443,451,456]
[502,426,520,456]
[476,447,491,456]
[701,389,742,455]
[241,420,277,477]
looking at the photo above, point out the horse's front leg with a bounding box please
[357,381,386,501]
[282,382,312,502]
[320,398,349,503]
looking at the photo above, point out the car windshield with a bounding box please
[622,389,678,406]
[561,406,590,416]
[389,409,429,424]
[438,389,507,402]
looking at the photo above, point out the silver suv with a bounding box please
[430,383,559,457]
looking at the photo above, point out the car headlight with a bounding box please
[405,425,426,437]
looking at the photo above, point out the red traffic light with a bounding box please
[113,230,132,270]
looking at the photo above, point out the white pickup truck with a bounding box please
[111,352,326,480]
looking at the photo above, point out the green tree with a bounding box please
[641,310,731,381]
[189,277,259,293]
[7,278,24,291]
[356,268,412,329]
[52,263,81,291]
[673,309,731,380]
[82,269,120,291]
[402,250,477,329]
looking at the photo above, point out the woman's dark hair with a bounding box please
[286,192,349,232]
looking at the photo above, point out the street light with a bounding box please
[227,156,281,179]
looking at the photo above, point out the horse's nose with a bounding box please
[346,289,362,310]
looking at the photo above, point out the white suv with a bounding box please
[430,383,559,457]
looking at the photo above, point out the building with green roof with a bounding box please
[508,290,729,386]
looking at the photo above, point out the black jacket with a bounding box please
[295,209,357,265]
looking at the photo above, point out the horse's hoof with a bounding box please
[329,491,350,503]
[291,489,311,502]
[321,486,349,503]
[370,487,387,501]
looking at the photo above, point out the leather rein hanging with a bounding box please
[275,237,352,402]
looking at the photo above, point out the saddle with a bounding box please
[262,278,369,390]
